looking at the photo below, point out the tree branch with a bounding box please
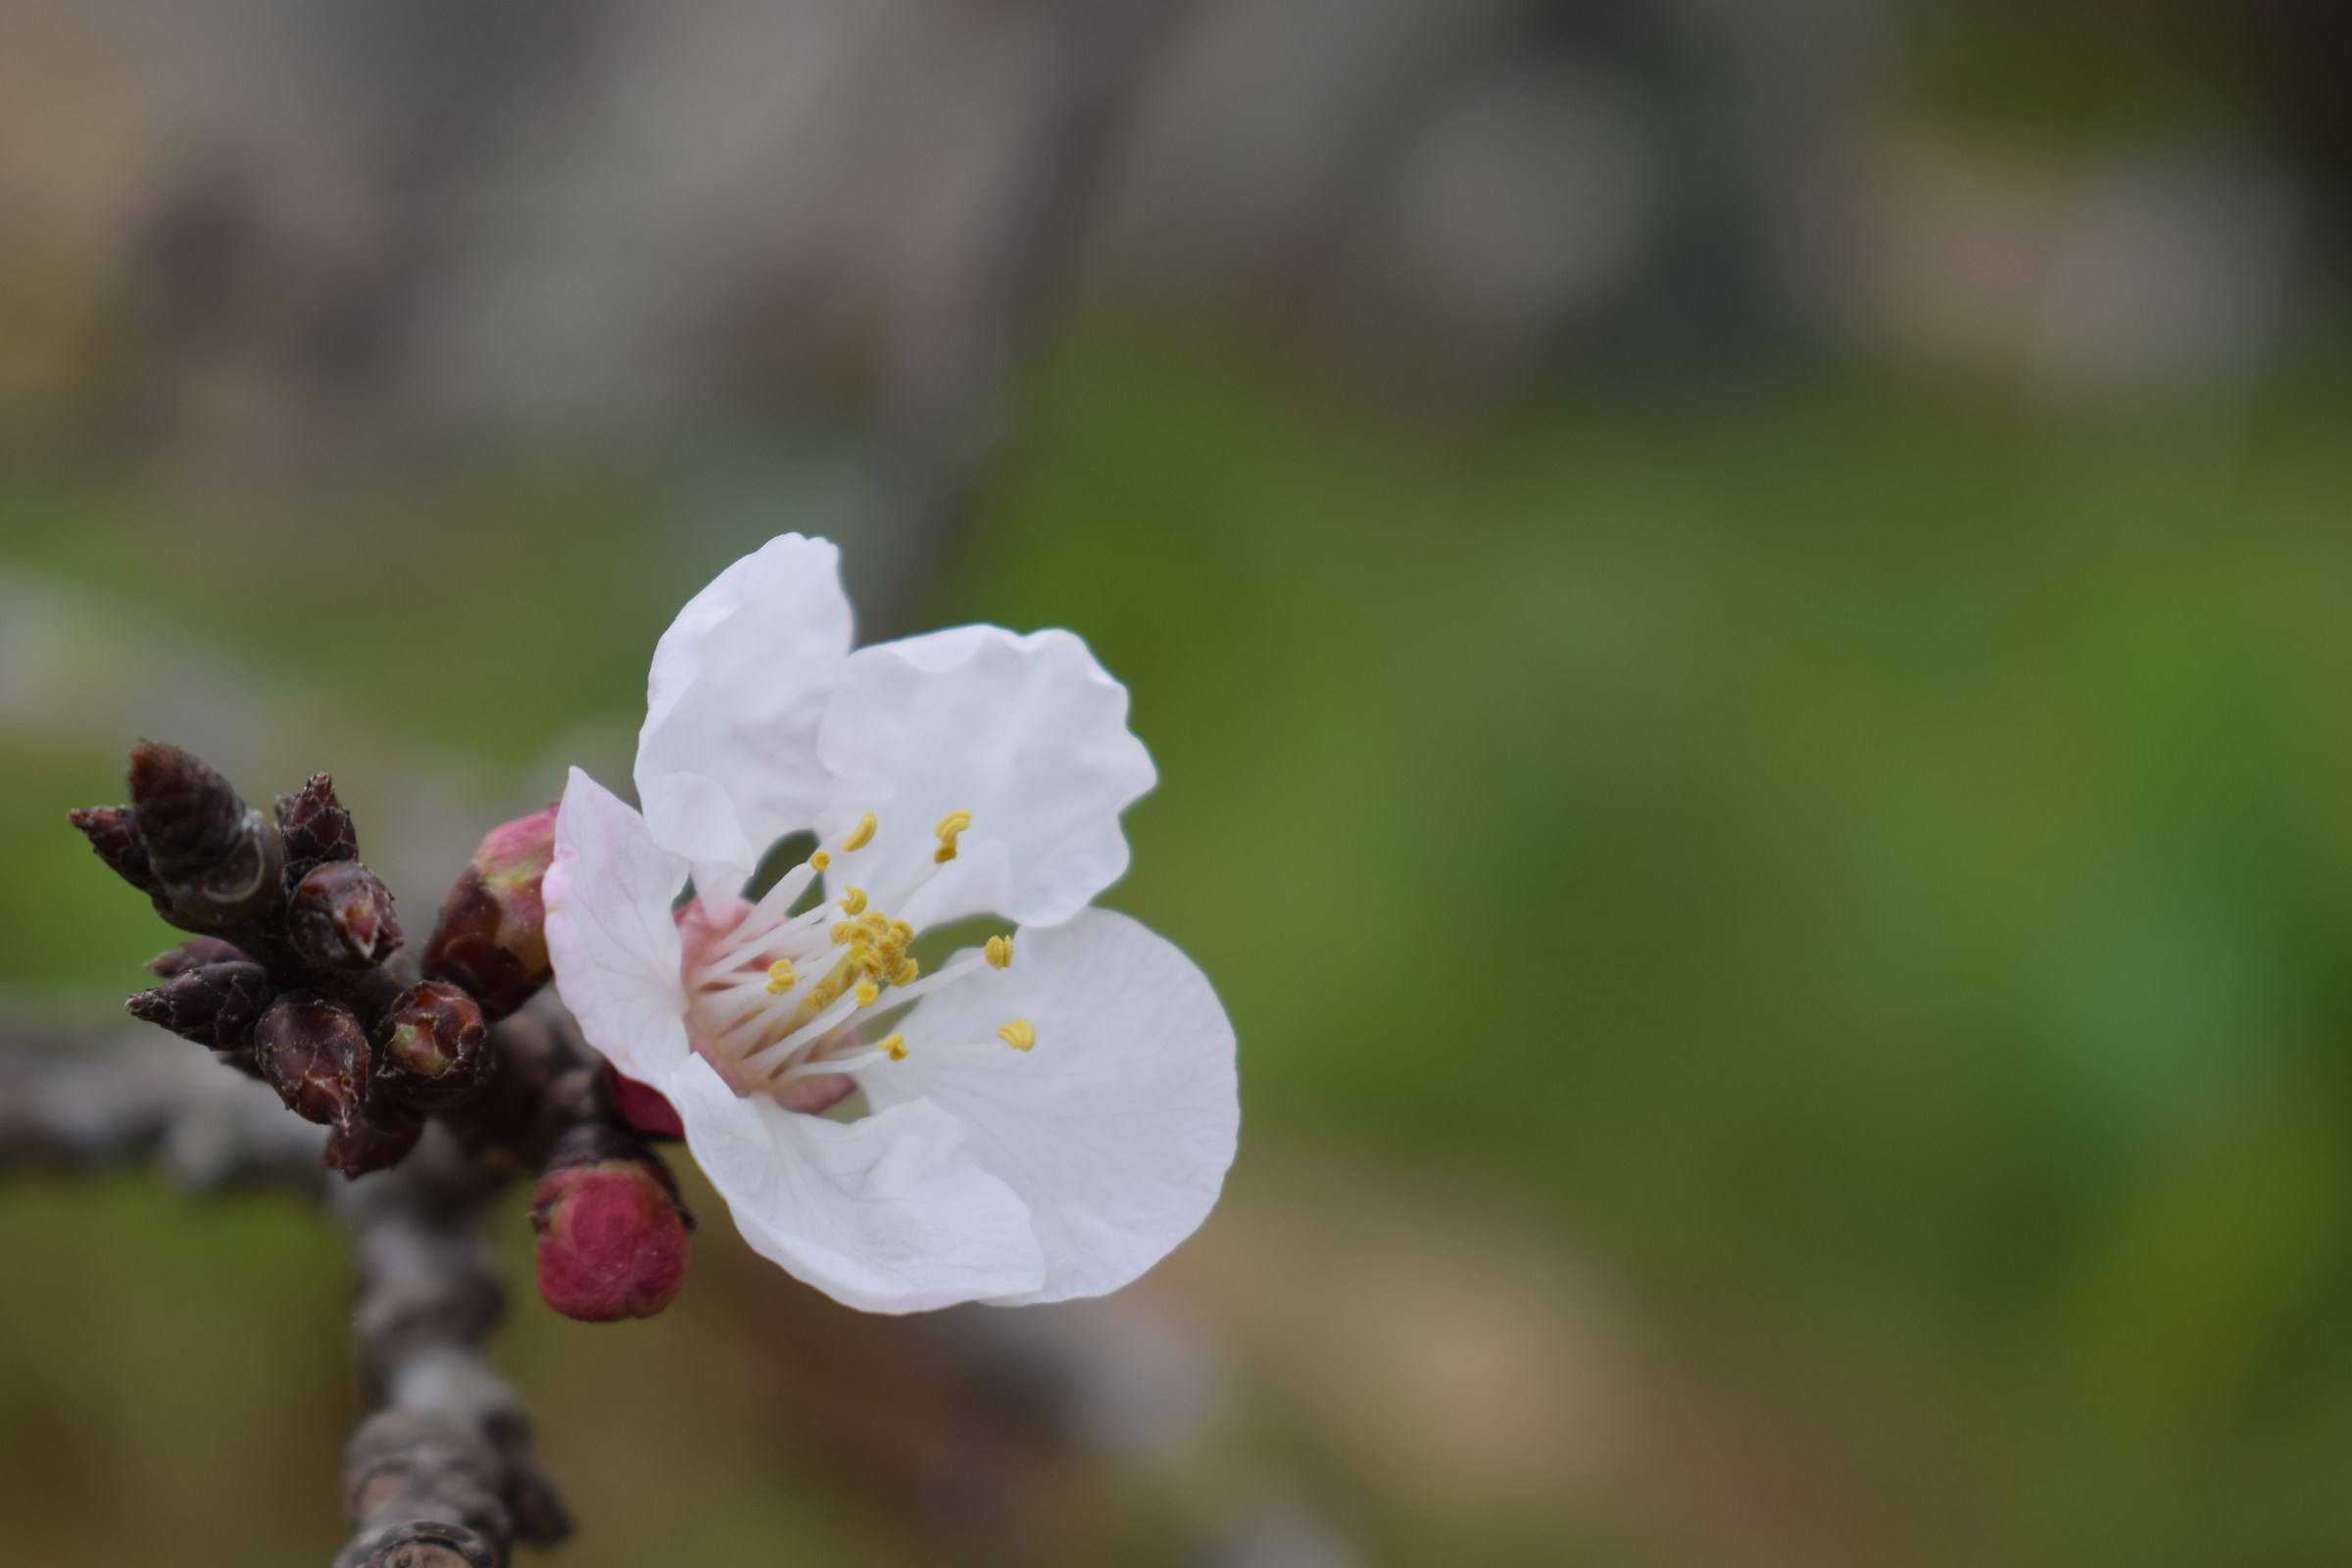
[42,739,691,1563]
[330,1122,569,1568]
[0,1027,322,1190]
[0,1016,572,1567]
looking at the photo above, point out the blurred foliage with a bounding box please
[6,344,2352,1561]
[1907,0,2260,139]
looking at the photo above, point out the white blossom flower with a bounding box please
[543,533,1239,1313]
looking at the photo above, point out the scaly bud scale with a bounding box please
[122,742,284,922]
[145,936,248,977]
[125,961,276,1053]
[288,860,404,971]
[67,805,160,896]
[374,980,490,1109]
[274,773,360,865]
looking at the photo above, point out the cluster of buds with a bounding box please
[74,742,693,1322]
[74,747,416,1174]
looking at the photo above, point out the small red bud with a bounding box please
[288,860,403,971]
[254,992,371,1131]
[530,1128,692,1322]
[125,960,276,1052]
[374,980,490,1108]
[423,804,559,1018]
[274,773,359,864]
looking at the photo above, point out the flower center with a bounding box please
[677,809,1026,1108]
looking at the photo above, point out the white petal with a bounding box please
[861,907,1238,1305]
[814,626,1155,928]
[666,1054,1047,1313]
[635,533,854,897]
[544,768,695,1085]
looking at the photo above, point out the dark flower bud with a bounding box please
[255,991,372,1131]
[123,744,285,923]
[424,805,558,1019]
[274,773,359,865]
[124,960,276,1051]
[125,742,244,879]
[67,805,161,894]
[145,936,248,976]
[288,860,403,971]
[374,980,490,1108]
[321,1102,424,1179]
[529,1124,693,1322]
[261,987,423,1178]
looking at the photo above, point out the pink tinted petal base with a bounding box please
[606,1068,687,1140]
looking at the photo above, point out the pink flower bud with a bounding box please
[529,1132,693,1322]
[477,805,562,886]
[424,805,559,1019]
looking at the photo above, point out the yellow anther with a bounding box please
[829,920,857,947]
[764,959,799,994]
[854,979,880,1007]
[809,850,831,871]
[878,1032,907,1061]
[933,808,973,863]
[808,982,840,1010]
[842,811,878,852]
[984,936,1014,970]
[888,919,915,944]
[887,956,920,986]
[858,909,890,933]
[997,1019,1037,1053]
[838,886,868,917]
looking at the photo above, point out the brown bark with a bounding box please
[0,1022,573,1568]
[330,1124,569,1568]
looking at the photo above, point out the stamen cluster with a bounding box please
[680,808,1033,1106]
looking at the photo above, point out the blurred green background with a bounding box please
[7,2,2352,1564]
